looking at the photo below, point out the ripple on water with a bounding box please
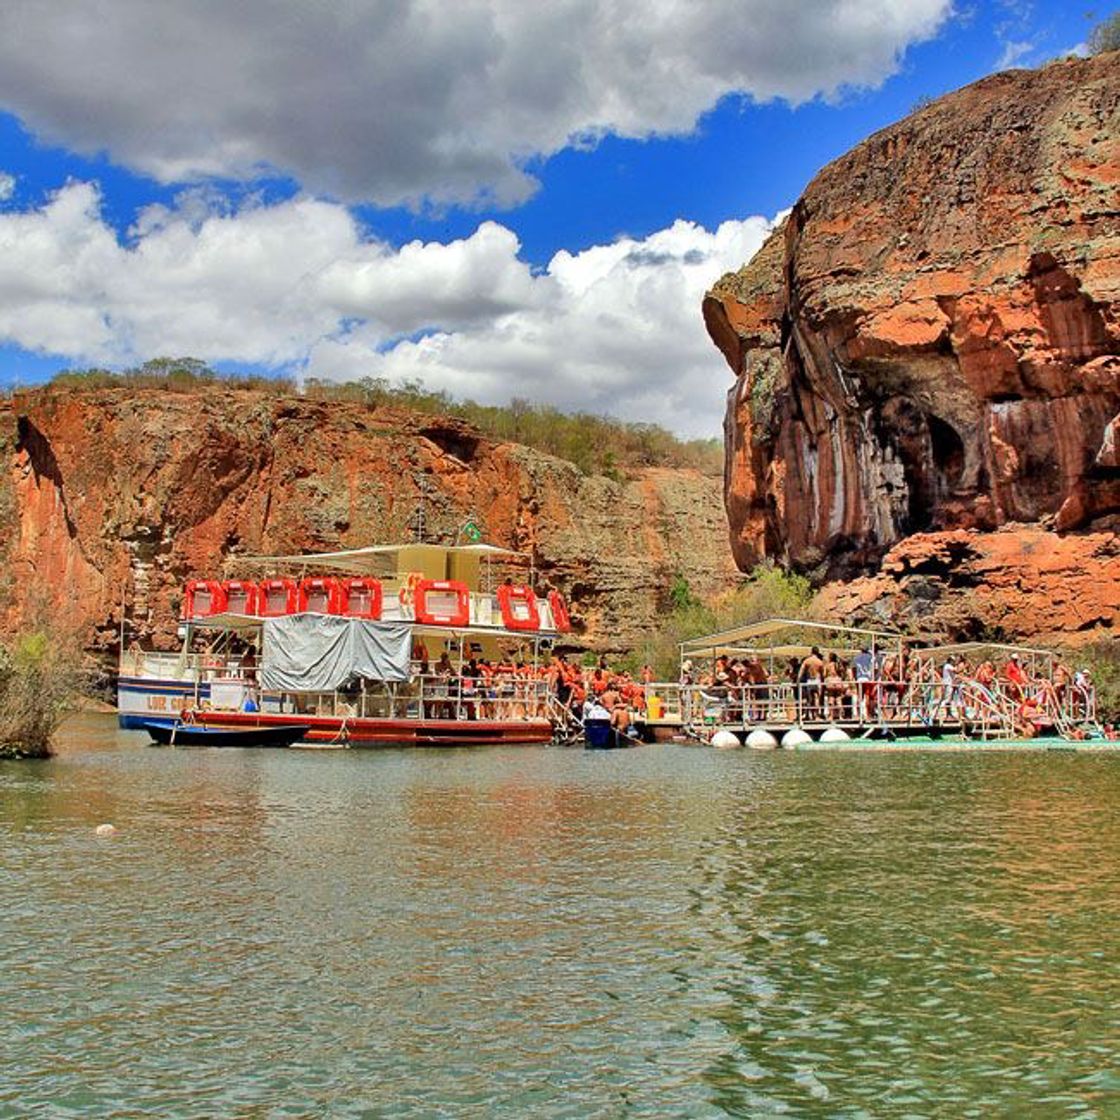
[1,720,1118,1117]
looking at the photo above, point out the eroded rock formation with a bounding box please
[815,527,1120,646]
[704,53,1120,581]
[1,387,737,655]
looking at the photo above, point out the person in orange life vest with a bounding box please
[412,637,429,677]
[495,657,515,717]
[1003,653,1028,701]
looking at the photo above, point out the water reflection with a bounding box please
[1,719,1117,1117]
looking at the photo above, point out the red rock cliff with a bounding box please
[704,53,1119,584]
[1,387,737,655]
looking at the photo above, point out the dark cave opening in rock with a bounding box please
[903,413,967,530]
[883,405,966,533]
[929,414,965,491]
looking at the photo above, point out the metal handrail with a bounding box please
[665,675,1098,740]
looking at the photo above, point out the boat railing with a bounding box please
[643,682,686,721]
[408,672,553,721]
[249,673,555,722]
[670,675,1099,740]
[120,647,259,682]
[673,679,959,733]
[120,648,203,679]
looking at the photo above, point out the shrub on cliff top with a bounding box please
[45,358,296,396]
[304,376,722,477]
[0,629,84,759]
[40,363,722,478]
[1089,13,1120,54]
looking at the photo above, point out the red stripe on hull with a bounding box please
[186,710,553,747]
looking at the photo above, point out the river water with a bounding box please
[2,715,1117,1118]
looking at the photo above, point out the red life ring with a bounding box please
[414,579,471,627]
[548,590,572,633]
[497,584,540,631]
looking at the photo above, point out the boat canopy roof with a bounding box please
[224,541,526,577]
[681,617,902,659]
[910,640,1055,660]
[187,612,262,632]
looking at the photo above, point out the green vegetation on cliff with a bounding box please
[1077,641,1120,722]
[1089,12,1120,54]
[28,359,722,479]
[636,564,815,678]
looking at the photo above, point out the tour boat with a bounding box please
[118,541,571,747]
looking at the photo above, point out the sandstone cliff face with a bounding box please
[704,53,1120,578]
[2,388,737,655]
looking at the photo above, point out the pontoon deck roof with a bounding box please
[680,617,902,657]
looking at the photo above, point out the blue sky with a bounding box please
[0,1,1105,435]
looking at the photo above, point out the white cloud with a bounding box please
[0,182,771,436]
[0,172,14,202]
[995,38,1034,69]
[0,1,952,207]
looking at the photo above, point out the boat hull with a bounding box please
[179,709,554,747]
[118,675,208,728]
[144,720,311,748]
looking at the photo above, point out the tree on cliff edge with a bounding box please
[1089,12,1120,53]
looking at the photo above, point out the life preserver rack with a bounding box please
[413,579,471,627]
[221,579,259,616]
[497,583,540,631]
[298,576,345,614]
[259,578,299,616]
[342,576,383,620]
[183,580,227,619]
[548,590,572,633]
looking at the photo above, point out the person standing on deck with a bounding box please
[940,657,960,720]
[798,647,825,722]
[853,647,875,721]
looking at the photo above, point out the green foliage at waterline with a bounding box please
[0,630,84,759]
[633,564,816,679]
[1073,640,1120,722]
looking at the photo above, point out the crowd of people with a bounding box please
[678,646,1099,732]
[221,631,1103,737]
[410,646,654,730]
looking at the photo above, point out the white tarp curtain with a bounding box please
[260,616,411,691]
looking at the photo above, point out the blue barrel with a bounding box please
[584,718,613,749]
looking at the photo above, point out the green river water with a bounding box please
[2,715,1118,1118]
